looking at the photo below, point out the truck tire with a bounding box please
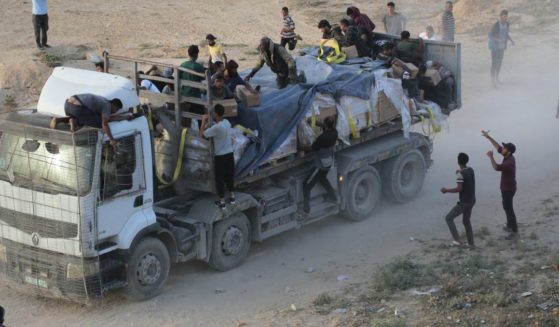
[208,213,251,272]
[382,149,426,203]
[341,166,382,221]
[123,237,170,301]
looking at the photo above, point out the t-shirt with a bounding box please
[396,40,420,61]
[383,13,406,35]
[312,129,338,170]
[224,75,246,93]
[210,86,234,100]
[141,80,161,93]
[179,59,205,98]
[208,44,226,63]
[203,119,234,155]
[441,11,455,42]
[75,93,111,116]
[457,167,475,204]
[281,14,296,39]
[496,147,517,192]
[32,0,48,15]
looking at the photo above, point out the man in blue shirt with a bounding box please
[32,0,49,49]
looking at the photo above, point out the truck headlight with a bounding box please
[66,262,99,279]
[0,244,6,263]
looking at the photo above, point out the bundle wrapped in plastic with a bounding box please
[339,96,373,138]
[154,129,176,183]
[297,119,316,148]
[232,127,251,164]
[269,127,297,161]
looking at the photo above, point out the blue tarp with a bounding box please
[234,54,386,178]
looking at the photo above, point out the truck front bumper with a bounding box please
[0,239,102,303]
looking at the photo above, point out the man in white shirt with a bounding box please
[32,0,49,49]
[200,104,236,209]
[419,25,440,41]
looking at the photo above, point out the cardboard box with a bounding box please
[317,105,337,122]
[342,45,359,59]
[391,60,419,79]
[376,91,400,124]
[424,68,442,86]
[215,98,238,117]
[235,85,260,107]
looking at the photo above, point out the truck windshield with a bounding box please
[0,131,96,196]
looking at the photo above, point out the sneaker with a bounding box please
[505,233,519,240]
[229,195,236,205]
[214,200,226,210]
[450,240,463,247]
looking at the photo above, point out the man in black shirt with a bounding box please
[441,152,476,248]
[301,116,338,215]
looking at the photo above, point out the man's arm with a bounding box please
[441,182,463,194]
[278,46,296,71]
[383,16,388,33]
[402,14,407,30]
[487,151,499,171]
[482,130,500,150]
[101,113,116,146]
[246,56,265,81]
[199,115,209,137]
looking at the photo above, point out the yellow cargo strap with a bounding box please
[147,109,189,188]
[345,105,359,139]
[317,39,346,64]
[419,106,441,136]
[234,124,255,137]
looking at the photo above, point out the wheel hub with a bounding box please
[136,253,161,286]
[221,226,244,255]
[356,180,371,204]
[401,162,415,186]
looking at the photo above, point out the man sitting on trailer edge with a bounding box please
[49,93,123,146]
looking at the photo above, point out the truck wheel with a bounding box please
[209,213,251,272]
[124,237,170,301]
[382,149,426,203]
[341,166,382,221]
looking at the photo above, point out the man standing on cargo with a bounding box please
[49,94,123,146]
[180,45,206,114]
[32,0,49,49]
[245,37,302,89]
[200,104,235,210]
[483,131,518,240]
[441,153,476,249]
[301,116,338,215]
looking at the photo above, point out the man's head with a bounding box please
[387,2,396,15]
[318,20,331,34]
[499,9,509,23]
[323,116,336,130]
[501,142,516,156]
[458,152,469,167]
[426,25,435,38]
[206,34,217,46]
[94,61,105,72]
[110,98,123,113]
[214,104,225,119]
[346,7,354,16]
[214,61,225,73]
[259,37,272,54]
[400,30,411,40]
[339,18,350,32]
[188,45,199,60]
[212,72,224,90]
[381,42,396,55]
[445,1,453,12]
[282,6,289,16]
[226,60,239,77]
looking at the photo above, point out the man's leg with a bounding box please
[316,169,337,202]
[495,49,505,82]
[32,15,41,48]
[224,152,235,201]
[302,168,321,213]
[214,155,226,203]
[288,37,297,51]
[503,191,518,233]
[462,203,474,246]
[280,37,288,48]
[445,203,465,243]
[41,14,49,47]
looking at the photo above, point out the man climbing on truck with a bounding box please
[200,104,236,209]
[301,116,338,215]
[49,93,123,146]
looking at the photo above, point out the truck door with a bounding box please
[423,40,462,109]
[96,133,148,241]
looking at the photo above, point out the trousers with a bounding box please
[302,168,337,213]
[214,153,235,198]
[33,14,49,47]
[445,202,475,245]
[490,48,505,78]
[502,190,517,233]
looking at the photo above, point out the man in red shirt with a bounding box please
[483,130,518,240]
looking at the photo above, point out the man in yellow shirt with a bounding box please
[206,34,227,74]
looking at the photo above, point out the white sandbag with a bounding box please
[232,128,251,164]
[297,120,316,148]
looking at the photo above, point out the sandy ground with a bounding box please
[1,0,559,326]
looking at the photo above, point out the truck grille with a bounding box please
[0,207,78,239]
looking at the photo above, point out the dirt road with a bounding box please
[1,1,559,326]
